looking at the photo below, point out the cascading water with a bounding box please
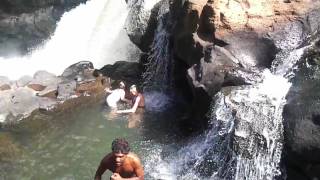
[142,0,173,92]
[0,0,140,80]
[143,69,292,180]
[142,27,310,180]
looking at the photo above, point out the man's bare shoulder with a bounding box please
[126,152,142,164]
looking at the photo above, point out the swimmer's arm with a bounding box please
[104,87,113,93]
[120,91,131,103]
[116,96,140,114]
[94,157,110,180]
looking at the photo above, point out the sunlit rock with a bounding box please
[57,81,77,101]
[0,84,11,91]
[28,70,61,92]
[126,0,163,52]
[61,61,95,81]
[16,75,33,87]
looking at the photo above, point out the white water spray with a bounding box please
[0,0,141,80]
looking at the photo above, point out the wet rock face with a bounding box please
[99,61,143,85]
[283,43,320,180]
[126,0,163,52]
[170,0,320,87]
[166,0,320,130]
[0,0,88,57]
[222,32,277,69]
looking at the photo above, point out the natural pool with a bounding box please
[0,100,185,180]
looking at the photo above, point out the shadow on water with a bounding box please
[0,97,188,180]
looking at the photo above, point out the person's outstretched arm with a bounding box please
[116,96,140,114]
[104,87,113,93]
[120,90,131,103]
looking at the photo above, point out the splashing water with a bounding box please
[143,46,309,179]
[0,0,141,80]
[143,70,291,179]
[143,0,174,92]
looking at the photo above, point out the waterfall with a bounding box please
[142,0,174,92]
[0,0,141,80]
[143,38,309,179]
[144,70,292,180]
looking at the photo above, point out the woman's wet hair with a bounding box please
[111,138,130,154]
[119,81,125,89]
[130,84,136,90]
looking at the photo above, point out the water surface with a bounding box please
[0,102,183,180]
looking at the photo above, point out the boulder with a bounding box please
[222,32,277,69]
[125,0,163,52]
[16,75,33,87]
[100,61,143,85]
[56,81,77,101]
[173,0,210,66]
[61,61,95,81]
[0,62,107,125]
[0,84,11,91]
[0,76,11,91]
[210,0,320,34]
[31,70,60,86]
[0,87,57,124]
[28,70,61,92]
[283,42,320,180]
[76,76,107,94]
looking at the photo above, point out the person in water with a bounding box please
[94,138,144,180]
[116,85,145,114]
[116,85,145,128]
[105,81,130,109]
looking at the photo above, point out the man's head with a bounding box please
[111,138,130,166]
[119,81,125,89]
[112,138,130,153]
[129,85,138,95]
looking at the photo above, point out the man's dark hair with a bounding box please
[111,138,130,154]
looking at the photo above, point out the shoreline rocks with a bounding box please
[0,61,108,126]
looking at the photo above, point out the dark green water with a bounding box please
[0,102,183,180]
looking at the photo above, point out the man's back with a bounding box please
[106,89,125,108]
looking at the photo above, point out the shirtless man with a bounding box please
[105,81,129,109]
[94,138,144,180]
